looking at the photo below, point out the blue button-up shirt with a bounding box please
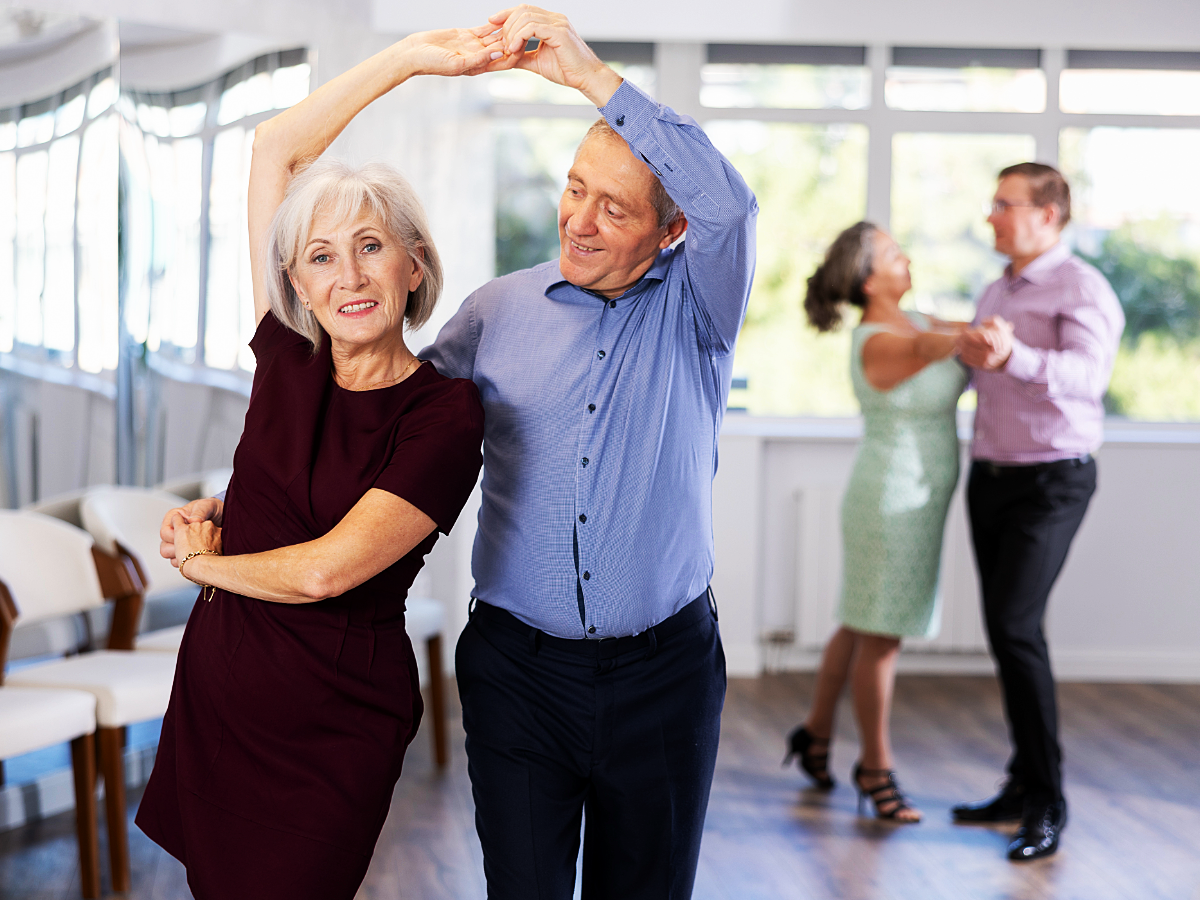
[423,80,757,639]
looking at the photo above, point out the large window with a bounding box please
[121,49,310,374]
[492,43,1200,422]
[0,70,117,373]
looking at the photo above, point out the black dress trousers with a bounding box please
[967,457,1097,803]
[456,593,726,900]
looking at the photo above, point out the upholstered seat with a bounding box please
[0,578,103,899]
[0,686,95,762]
[7,651,177,727]
[135,623,186,652]
[0,509,169,895]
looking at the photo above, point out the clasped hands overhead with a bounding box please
[401,6,623,106]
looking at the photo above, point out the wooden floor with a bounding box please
[2,673,1199,900]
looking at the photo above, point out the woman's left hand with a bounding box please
[400,27,510,78]
[173,519,222,567]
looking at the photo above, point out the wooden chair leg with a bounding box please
[426,634,448,768]
[70,733,101,900]
[97,726,131,893]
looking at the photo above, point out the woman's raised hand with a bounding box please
[399,26,509,78]
[480,6,623,107]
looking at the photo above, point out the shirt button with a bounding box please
[615,115,625,126]
[588,403,596,413]
[588,626,597,634]
[581,458,589,467]
[597,350,606,359]
[583,571,591,580]
[578,514,587,523]
[609,301,616,308]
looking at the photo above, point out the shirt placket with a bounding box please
[575,296,619,638]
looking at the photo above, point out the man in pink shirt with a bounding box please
[951,163,1124,861]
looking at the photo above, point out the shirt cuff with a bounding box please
[1002,337,1042,382]
[599,79,659,142]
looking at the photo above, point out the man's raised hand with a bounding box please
[484,6,623,107]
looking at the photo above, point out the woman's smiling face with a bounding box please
[289,208,423,350]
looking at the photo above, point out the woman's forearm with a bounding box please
[178,489,437,604]
[914,331,958,361]
[184,540,355,604]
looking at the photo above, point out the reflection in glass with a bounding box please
[87,76,115,118]
[147,136,203,358]
[1060,127,1200,420]
[0,152,14,351]
[886,67,1045,112]
[205,127,255,370]
[707,120,868,416]
[43,134,79,355]
[15,149,48,347]
[77,114,118,373]
[701,64,869,110]
[493,117,591,276]
[0,66,116,369]
[127,50,310,373]
[55,93,86,136]
[891,132,1035,319]
[1060,70,1200,116]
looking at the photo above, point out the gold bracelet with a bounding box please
[179,549,219,602]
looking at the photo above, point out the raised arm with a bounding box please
[172,489,436,604]
[247,28,506,324]
[862,324,964,392]
[488,6,758,354]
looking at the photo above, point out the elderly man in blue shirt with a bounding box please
[422,8,757,899]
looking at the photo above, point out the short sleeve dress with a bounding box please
[837,312,969,639]
[136,312,484,900]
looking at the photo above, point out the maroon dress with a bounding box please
[136,313,483,899]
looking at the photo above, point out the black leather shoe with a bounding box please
[951,784,1026,822]
[1007,798,1067,861]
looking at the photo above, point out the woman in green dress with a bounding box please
[784,222,971,822]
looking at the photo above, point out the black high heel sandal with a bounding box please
[783,726,835,789]
[852,763,921,822]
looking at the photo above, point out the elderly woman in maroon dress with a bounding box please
[135,27,506,900]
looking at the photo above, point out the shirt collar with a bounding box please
[1006,241,1071,287]
[545,248,673,303]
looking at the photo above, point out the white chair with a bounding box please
[80,486,195,653]
[0,581,101,899]
[0,510,177,894]
[156,467,233,503]
[405,596,448,768]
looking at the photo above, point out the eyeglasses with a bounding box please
[985,200,1042,216]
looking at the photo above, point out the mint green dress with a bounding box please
[837,312,969,638]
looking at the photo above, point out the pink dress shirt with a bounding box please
[971,242,1125,464]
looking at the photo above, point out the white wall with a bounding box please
[708,418,1200,681]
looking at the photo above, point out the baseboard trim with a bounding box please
[734,643,1200,683]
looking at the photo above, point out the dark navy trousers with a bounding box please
[967,456,1097,803]
[456,593,726,900]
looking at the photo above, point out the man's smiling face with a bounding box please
[557,134,682,299]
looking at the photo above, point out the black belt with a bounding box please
[975,454,1092,478]
[470,589,714,660]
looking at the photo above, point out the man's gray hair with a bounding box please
[263,158,443,352]
[578,119,683,229]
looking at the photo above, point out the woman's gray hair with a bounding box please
[263,158,443,352]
